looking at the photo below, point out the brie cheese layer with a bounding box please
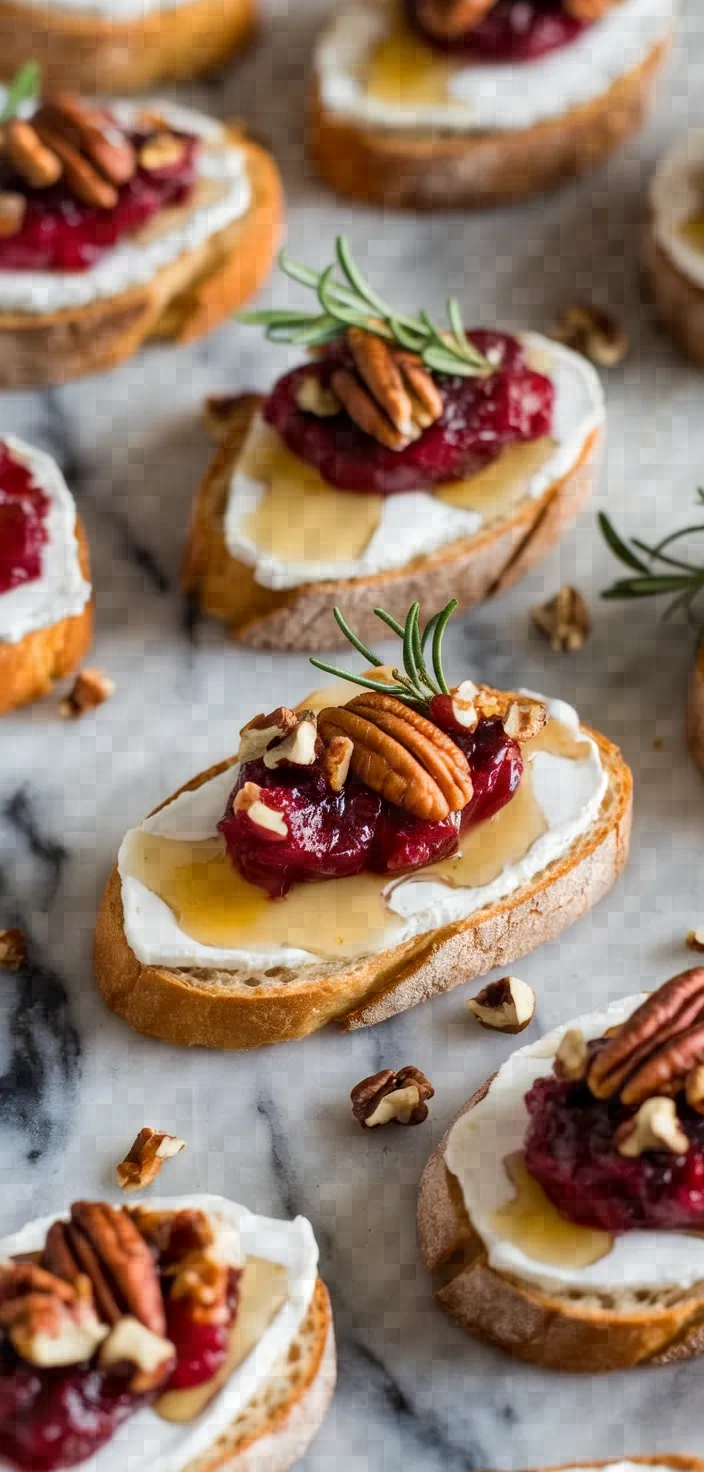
[315,0,673,134]
[0,100,251,316]
[0,435,91,646]
[223,334,604,592]
[118,694,607,973]
[0,1194,319,1472]
[445,995,704,1296]
[650,128,704,292]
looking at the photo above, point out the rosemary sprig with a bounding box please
[600,495,704,628]
[239,236,492,381]
[309,599,459,712]
[0,62,40,125]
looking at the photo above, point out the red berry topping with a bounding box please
[409,0,589,60]
[0,1359,142,1471]
[0,443,50,595]
[263,332,553,496]
[164,1268,240,1391]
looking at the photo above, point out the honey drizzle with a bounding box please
[435,438,556,522]
[490,1154,613,1269]
[364,18,459,106]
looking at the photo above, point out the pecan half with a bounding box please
[3,120,62,188]
[318,691,472,820]
[334,329,443,451]
[59,1202,167,1336]
[467,976,535,1034]
[331,368,407,452]
[351,1066,434,1128]
[32,121,118,209]
[116,1127,186,1192]
[59,668,115,718]
[587,970,704,1107]
[35,96,136,186]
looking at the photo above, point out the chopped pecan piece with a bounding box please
[294,375,341,418]
[0,1261,106,1368]
[554,1027,589,1082]
[0,191,26,239]
[550,301,629,368]
[0,928,27,970]
[116,1127,186,1192]
[138,131,187,172]
[321,734,354,793]
[563,0,616,17]
[318,691,472,820]
[59,668,115,718]
[99,1316,175,1393]
[416,0,495,40]
[351,1066,434,1128]
[531,586,592,654]
[687,929,704,954]
[237,706,299,762]
[615,1097,690,1158]
[467,976,535,1034]
[233,782,288,838]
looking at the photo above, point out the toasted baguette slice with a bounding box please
[185,1278,334,1472]
[0,518,92,716]
[688,645,704,775]
[0,0,256,94]
[643,226,704,367]
[183,394,601,652]
[0,136,282,389]
[307,36,669,211]
[93,726,632,1050]
[418,1083,704,1373]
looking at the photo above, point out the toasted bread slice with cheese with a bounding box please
[0,0,256,95]
[418,1084,704,1374]
[0,518,92,716]
[183,393,601,652]
[0,136,282,390]
[93,725,631,1050]
[308,35,669,212]
[185,1278,334,1472]
[643,227,704,367]
[688,645,704,775]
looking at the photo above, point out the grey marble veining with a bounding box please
[2,3,704,1466]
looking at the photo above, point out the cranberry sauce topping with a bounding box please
[408,0,589,60]
[0,442,50,595]
[0,1353,145,1472]
[263,332,553,496]
[523,1070,704,1235]
[164,1267,241,1392]
[0,132,199,274]
[220,717,522,898]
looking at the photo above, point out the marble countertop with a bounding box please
[2,4,704,1467]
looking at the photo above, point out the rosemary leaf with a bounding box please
[0,62,40,124]
[598,513,650,574]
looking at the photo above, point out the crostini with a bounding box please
[419,972,704,1371]
[0,0,255,95]
[94,598,632,1049]
[0,75,282,387]
[0,433,92,714]
[0,1194,334,1470]
[185,238,604,651]
[308,0,673,210]
[645,129,704,366]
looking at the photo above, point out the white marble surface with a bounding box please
[1,4,704,1467]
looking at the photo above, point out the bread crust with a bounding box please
[0,0,256,94]
[418,1083,704,1372]
[643,227,704,367]
[93,726,632,1049]
[185,1278,335,1472]
[687,645,704,776]
[183,395,602,651]
[307,35,669,210]
[0,517,92,715]
[0,135,283,388]
[522,1463,703,1471]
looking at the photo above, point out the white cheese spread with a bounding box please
[223,334,604,591]
[0,435,91,646]
[0,100,251,316]
[0,1193,319,1472]
[118,693,607,972]
[445,994,704,1296]
[650,128,704,291]
[5,0,198,18]
[315,0,673,134]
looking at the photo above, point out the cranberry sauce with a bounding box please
[408,0,589,60]
[264,332,553,496]
[523,1071,704,1235]
[0,441,50,595]
[219,717,522,898]
[164,1268,241,1392]
[0,1353,144,1472]
[0,132,199,274]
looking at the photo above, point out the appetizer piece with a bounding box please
[0,0,254,95]
[0,434,91,714]
[185,239,604,651]
[0,72,282,387]
[645,130,704,365]
[516,1463,702,1472]
[0,1194,333,1470]
[94,598,632,1049]
[309,0,673,210]
[419,972,704,1371]
[600,508,704,776]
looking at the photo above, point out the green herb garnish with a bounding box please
[0,62,40,125]
[239,236,492,380]
[309,599,458,713]
[600,495,704,628]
